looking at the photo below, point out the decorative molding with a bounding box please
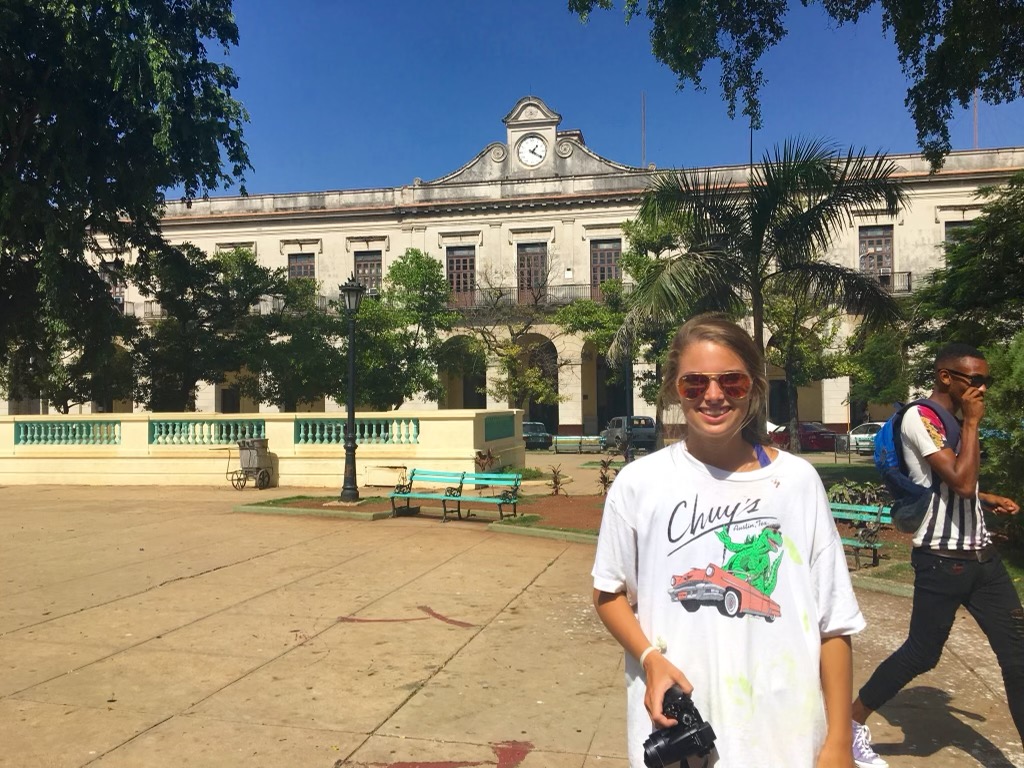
[934,203,984,223]
[502,96,562,128]
[507,225,555,245]
[216,241,256,256]
[556,139,574,158]
[344,235,390,253]
[279,238,322,255]
[580,223,623,241]
[438,230,484,248]
[852,210,904,226]
[490,145,508,162]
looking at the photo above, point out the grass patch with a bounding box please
[497,466,544,481]
[249,495,386,508]
[815,464,883,486]
[499,514,542,526]
[249,495,332,506]
[866,561,915,585]
[497,514,598,536]
[999,549,1024,601]
[581,459,625,469]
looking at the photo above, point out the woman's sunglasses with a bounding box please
[943,368,994,388]
[677,371,753,401]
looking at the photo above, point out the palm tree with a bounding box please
[632,137,909,352]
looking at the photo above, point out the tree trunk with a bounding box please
[750,284,765,353]
[786,377,801,454]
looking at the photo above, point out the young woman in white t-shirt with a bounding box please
[591,314,864,768]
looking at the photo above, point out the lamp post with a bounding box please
[339,274,366,502]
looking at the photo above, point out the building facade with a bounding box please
[13,96,1024,433]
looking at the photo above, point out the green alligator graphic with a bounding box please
[715,525,784,596]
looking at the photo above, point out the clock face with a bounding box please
[517,136,547,167]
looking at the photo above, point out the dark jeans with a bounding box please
[859,548,1024,742]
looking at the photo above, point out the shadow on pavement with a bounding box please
[873,685,1018,768]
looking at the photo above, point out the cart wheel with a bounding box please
[256,469,271,490]
[231,470,247,490]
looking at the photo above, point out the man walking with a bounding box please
[851,343,1023,768]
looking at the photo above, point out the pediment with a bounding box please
[422,135,646,187]
[503,96,561,128]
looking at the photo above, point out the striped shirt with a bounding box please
[901,405,991,550]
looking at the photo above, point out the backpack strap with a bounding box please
[892,398,962,479]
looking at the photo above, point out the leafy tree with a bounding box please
[763,276,852,450]
[347,249,458,410]
[630,138,906,354]
[908,172,1024,367]
[0,0,249,381]
[463,265,568,416]
[979,331,1024,515]
[130,246,280,411]
[0,257,138,412]
[569,0,1024,166]
[846,323,911,412]
[237,277,347,412]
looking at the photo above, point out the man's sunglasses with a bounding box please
[677,371,753,400]
[943,368,994,388]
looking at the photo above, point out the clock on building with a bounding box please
[517,135,547,167]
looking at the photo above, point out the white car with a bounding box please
[848,421,886,455]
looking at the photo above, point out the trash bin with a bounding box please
[235,438,272,489]
[237,438,270,470]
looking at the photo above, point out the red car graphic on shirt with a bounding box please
[668,563,781,622]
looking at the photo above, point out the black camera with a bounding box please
[642,685,717,768]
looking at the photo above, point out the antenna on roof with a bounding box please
[641,91,646,168]
[973,88,979,149]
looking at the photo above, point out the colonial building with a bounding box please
[12,96,1024,433]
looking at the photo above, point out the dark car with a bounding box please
[522,421,553,450]
[601,416,656,452]
[770,421,837,452]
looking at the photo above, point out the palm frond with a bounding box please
[777,261,902,327]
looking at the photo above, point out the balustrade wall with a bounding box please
[0,410,524,488]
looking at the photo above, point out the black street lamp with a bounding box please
[339,273,366,502]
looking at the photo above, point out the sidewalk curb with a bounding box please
[486,521,598,545]
[233,503,392,521]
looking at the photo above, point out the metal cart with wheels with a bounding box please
[227,437,272,490]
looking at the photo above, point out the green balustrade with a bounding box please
[148,419,265,445]
[14,420,121,445]
[294,417,419,445]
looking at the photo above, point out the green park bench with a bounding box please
[830,502,894,569]
[552,435,606,454]
[390,468,521,522]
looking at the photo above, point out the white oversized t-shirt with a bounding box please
[592,441,864,768]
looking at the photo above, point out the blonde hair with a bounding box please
[659,313,769,445]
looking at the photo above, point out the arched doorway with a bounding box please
[595,350,628,434]
[437,335,487,409]
[520,335,559,431]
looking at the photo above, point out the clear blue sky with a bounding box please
[219,0,1024,196]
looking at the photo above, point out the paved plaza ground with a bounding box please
[2,475,1022,767]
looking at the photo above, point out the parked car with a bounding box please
[522,421,553,450]
[847,421,885,455]
[769,421,838,452]
[601,416,656,452]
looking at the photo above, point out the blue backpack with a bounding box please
[873,399,961,533]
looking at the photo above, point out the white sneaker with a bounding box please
[852,720,889,768]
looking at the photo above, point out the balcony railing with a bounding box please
[866,271,912,294]
[450,283,628,309]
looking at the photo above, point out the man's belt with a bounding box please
[919,545,996,562]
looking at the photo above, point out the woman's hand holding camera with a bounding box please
[642,650,693,728]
